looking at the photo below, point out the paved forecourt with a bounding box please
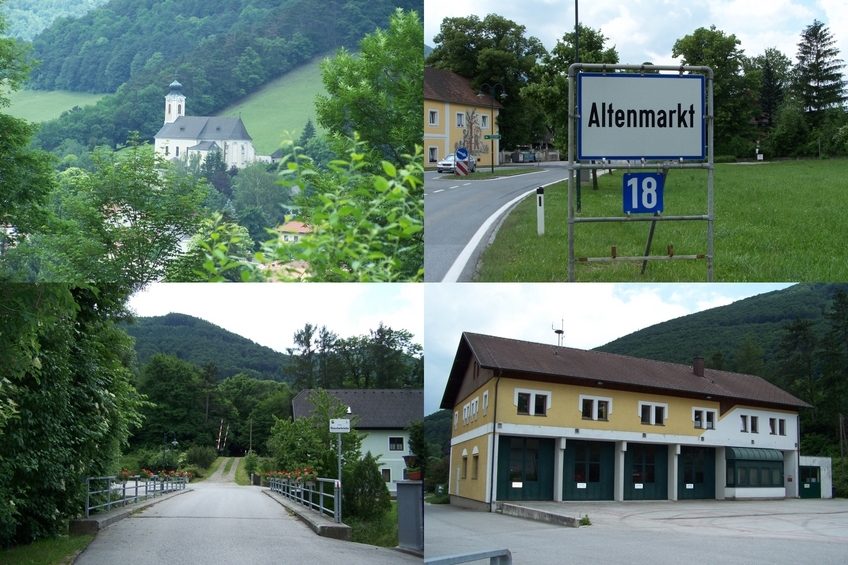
[75,459,417,565]
[425,499,848,565]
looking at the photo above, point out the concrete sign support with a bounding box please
[566,63,714,282]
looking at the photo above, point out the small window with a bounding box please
[641,405,651,424]
[461,456,467,479]
[741,415,748,432]
[534,394,547,416]
[453,411,458,430]
[706,412,715,429]
[428,109,438,126]
[654,406,664,425]
[456,113,465,128]
[483,391,489,416]
[694,411,703,428]
[472,455,479,480]
[175,146,180,157]
[428,146,438,162]
[389,437,404,451]
[751,416,759,434]
[165,146,170,156]
[481,114,489,129]
[582,398,594,419]
[597,400,609,421]
[769,418,776,435]
[381,469,391,483]
[779,419,786,436]
[517,393,530,415]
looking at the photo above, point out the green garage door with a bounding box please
[562,440,614,500]
[678,446,715,500]
[496,436,555,501]
[800,466,822,499]
[624,443,668,500]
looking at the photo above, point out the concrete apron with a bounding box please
[491,498,848,544]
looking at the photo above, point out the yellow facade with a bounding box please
[449,435,490,502]
[424,98,500,168]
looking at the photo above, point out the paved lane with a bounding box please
[424,165,570,282]
[76,460,417,565]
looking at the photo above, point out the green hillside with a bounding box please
[216,54,327,155]
[3,88,104,122]
[595,283,843,376]
[124,312,291,382]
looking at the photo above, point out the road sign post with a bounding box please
[567,63,714,282]
[455,147,469,176]
[330,419,350,523]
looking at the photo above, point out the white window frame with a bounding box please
[751,415,759,434]
[638,401,668,426]
[483,391,489,416]
[428,146,438,163]
[388,436,404,452]
[779,418,786,436]
[381,468,391,483]
[514,388,551,416]
[428,109,438,126]
[578,395,613,421]
[692,407,717,430]
[454,411,458,430]
[740,414,748,432]
[481,114,489,130]
[456,112,465,128]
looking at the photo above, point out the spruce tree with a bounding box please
[793,20,847,126]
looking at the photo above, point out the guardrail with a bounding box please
[268,477,341,523]
[425,549,513,565]
[84,474,187,518]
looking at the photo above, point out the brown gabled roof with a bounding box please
[292,389,422,429]
[441,332,810,411]
[425,67,504,109]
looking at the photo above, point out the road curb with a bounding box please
[70,488,192,535]
[263,489,352,541]
[494,502,580,527]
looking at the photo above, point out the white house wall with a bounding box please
[360,429,409,494]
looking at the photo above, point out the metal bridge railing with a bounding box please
[425,549,513,565]
[84,474,187,518]
[269,477,342,523]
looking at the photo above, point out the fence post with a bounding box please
[107,478,113,512]
[334,480,341,523]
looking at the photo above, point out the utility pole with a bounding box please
[249,417,253,453]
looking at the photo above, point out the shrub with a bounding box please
[186,445,216,469]
[244,450,259,476]
[342,452,391,520]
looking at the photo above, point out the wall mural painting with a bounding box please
[454,108,488,157]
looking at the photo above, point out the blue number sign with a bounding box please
[623,173,664,214]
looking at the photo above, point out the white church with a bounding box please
[154,79,268,169]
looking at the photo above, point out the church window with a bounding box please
[168,103,171,114]
[165,146,169,156]
[178,104,181,115]
[176,146,179,157]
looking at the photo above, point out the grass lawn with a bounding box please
[3,89,105,123]
[0,535,93,565]
[346,502,398,547]
[476,159,848,281]
[215,54,328,155]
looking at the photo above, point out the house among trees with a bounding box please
[441,332,816,510]
[154,79,268,168]
[424,67,503,168]
[292,388,423,495]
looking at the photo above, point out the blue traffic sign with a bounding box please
[455,147,469,161]
[623,173,664,214]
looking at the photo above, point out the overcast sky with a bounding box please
[128,283,424,354]
[423,283,793,415]
[425,0,846,67]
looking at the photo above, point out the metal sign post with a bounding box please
[567,63,714,282]
[329,418,350,522]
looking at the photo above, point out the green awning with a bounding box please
[725,447,784,461]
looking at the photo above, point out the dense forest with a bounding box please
[124,313,292,382]
[0,0,109,41]
[24,0,423,151]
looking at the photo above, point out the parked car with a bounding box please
[436,153,477,173]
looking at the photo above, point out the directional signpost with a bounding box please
[330,418,350,521]
[566,63,715,282]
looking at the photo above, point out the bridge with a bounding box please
[73,457,420,565]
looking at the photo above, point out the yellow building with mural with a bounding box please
[424,67,503,168]
[441,332,810,510]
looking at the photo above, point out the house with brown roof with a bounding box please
[293,388,423,495]
[440,332,811,510]
[424,67,503,168]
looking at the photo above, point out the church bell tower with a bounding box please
[164,78,186,124]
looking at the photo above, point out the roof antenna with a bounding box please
[552,320,564,347]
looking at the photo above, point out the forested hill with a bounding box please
[595,283,845,376]
[124,313,291,382]
[0,0,110,41]
[28,0,423,151]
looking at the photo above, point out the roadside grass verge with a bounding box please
[346,502,398,547]
[223,457,235,475]
[234,457,250,486]
[476,159,848,281]
[0,534,93,565]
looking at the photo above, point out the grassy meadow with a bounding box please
[215,54,328,155]
[3,88,105,122]
[476,159,848,282]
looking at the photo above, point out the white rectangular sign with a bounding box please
[329,418,350,433]
[578,73,705,160]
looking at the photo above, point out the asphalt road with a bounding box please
[423,165,570,282]
[425,500,848,565]
[75,458,417,565]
